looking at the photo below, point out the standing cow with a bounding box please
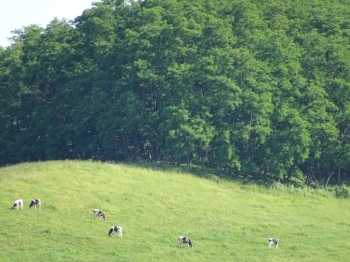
[93,209,106,221]
[108,226,123,238]
[268,238,280,248]
[12,199,23,210]
[29,199,41,209]
[178,236,193,248]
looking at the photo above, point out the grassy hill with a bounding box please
[1,161,350,261]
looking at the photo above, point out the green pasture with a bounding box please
[0,161,349,261]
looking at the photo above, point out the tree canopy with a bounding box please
[1,0,350,186]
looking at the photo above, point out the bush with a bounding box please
[268,182,335,197]
[333,186,350,199]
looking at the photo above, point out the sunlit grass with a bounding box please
[0,160,350,261]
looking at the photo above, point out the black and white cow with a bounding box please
[108,226,123,238]
[29,199,41,209]
[12,199,23,210]
[268,238,280,248]
[93,209,106,221]
[178,236,193,248]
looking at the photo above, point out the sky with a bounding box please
[0,0,101,48]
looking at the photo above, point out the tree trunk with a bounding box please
[324,169,333,188]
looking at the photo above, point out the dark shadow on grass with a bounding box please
[96,159,350,197]
[104,159,277,187]
[121,160,226,184]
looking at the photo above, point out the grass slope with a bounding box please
[1,161,350,261]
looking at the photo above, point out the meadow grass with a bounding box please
[0,160,350,261]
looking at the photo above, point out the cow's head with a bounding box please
[188,239,193,248]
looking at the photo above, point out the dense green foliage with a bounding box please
[1,0,350,185]
[1,161,350,261]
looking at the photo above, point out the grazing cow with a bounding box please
[29,199,41,209]
[178,236,193,248]
[268,238,280,248]
[93,209,106,221]
[12,199,23,210]
[108,226,123,238]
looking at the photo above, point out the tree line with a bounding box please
[1,0,350,186]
